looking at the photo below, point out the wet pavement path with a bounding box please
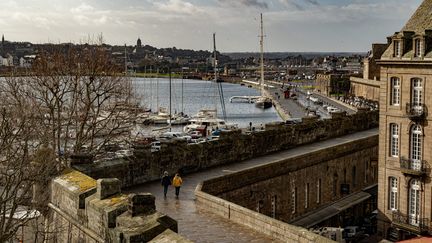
[126,129,378,243]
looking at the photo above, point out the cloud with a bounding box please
[278,0,319,10]
[71,3,94,14]
[154,0,204,14]
[217,0,268,9]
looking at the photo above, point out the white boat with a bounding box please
[151,107,169,124]
[255,96,273,109]
[183,109,237,135]
[168,112,190,125]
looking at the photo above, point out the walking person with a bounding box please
[161,171,171,198]
[172,173,183,198]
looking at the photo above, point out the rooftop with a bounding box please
[401,0,432,34]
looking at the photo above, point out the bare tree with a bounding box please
[0,44,138,242]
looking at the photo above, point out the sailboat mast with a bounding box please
[169,67,172,131]
[124,44,128,76]
[181,67,184,114]
[260,13,264,93]
[213,33,218,115]
[156,68,159,112]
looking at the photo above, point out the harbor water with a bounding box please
[133,78,282,129]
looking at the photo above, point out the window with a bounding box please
[317,179,321,204]
[389,177,398,210]
[271,196,277,218]
[333,174,338,197]
[394,40,401,57]
[292,187,297,214]
[410,125,422,170]
[390,123,399,157]
[390,77,400,106]
[409,179,421,226]
[411,78,423,107]
[415,39,422,57]
[344,168,347,183]
[305,183,309,208]
[364,160,368,183]
[352,166,357,187]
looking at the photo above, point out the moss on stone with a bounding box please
[60,168,97,192]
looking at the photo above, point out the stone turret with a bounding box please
[49,169,190,243]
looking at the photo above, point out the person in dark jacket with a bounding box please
[161,171,171,198]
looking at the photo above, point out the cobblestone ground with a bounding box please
[127,129,378,243]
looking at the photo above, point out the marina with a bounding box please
[132,77,282,130]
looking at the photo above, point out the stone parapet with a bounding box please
[74,111,379,188]
[195,184,335,243]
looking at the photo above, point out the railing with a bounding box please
[392,211,430,234]
[405,103,427,119]
[400,157,428,176]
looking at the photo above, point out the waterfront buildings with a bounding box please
[377,0,432,240]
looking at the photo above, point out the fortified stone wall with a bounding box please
[199,135,378,224]
[74,111,378,188]
[47,169,191,243]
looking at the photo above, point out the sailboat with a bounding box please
[255,13,273,109]
[183,33,236,135]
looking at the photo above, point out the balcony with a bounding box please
[400,157,429,177]
[392,211,430,235]
[405,103,427,120]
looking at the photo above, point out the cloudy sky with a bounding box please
[0,0,423,52]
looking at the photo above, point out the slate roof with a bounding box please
[401,0,432,34]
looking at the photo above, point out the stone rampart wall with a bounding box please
[75,111,378,188]
[200,135,378,223]
[195,134,378,243]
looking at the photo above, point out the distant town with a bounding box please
[0,34,365,83]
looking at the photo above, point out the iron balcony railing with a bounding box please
[392,211,430,234]
[405,103,427,119]
[399,157,429,176]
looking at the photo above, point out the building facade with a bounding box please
[377,0,432,240]
[315,73,351,96]
[349,43,388,102]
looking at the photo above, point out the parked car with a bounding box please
[151,141,161,152]
[189,131,202,139]
[327,106,340,113]
[115,149,133,158]
[159,132,191,141]
[344,226,368,242]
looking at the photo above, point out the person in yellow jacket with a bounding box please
[172,173,183,198]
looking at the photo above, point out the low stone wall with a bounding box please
[74,111,378,188]
[195,184,335,243]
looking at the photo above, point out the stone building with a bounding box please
[377,0,432,240]
[350,44,388,102]
[315,73,351,96]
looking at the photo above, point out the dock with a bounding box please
[229,96,261,103]
[241,79,275,88]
